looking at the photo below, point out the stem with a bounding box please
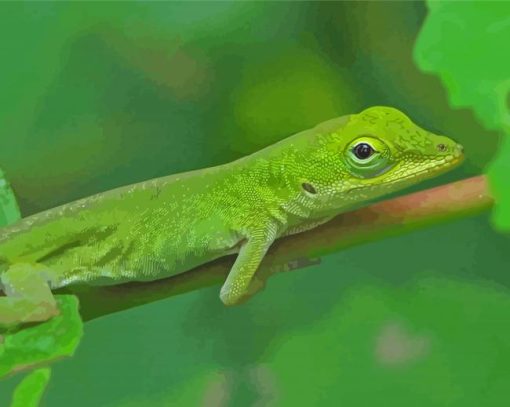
[66,175,493,321]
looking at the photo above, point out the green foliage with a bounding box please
[10,368,51,407]
[0,143,82,404]
[0,296,82,379]
[0,296,82,406]
[414,1,510,231]
[0,169,20,226]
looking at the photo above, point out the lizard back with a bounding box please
[0,164,243,288]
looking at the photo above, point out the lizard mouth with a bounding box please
[346,153,464,194]
[389,153,463,184]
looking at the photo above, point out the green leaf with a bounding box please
[413,1,510,231]
[0,168,21,227]
[10,368,51,407]
[0,295,83,379]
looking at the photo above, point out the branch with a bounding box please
[64,175,493,322]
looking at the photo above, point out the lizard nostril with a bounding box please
[437,143,447,152]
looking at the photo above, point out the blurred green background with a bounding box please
[1,2,509,406]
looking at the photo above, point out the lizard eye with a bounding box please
[344,136,392,179]
[353,143,375,160]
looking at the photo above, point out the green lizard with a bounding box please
[0,106,463,326]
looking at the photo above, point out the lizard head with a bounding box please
[298,106,464,212]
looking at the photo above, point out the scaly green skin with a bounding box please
[0,106,463,325]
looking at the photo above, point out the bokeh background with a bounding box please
[1,2,509,406]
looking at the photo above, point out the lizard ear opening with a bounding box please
[301,182,317,195]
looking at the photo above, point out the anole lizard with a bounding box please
[0,106,464,325]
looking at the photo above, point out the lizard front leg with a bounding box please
[219,225,277,306]
[0,263,59,327]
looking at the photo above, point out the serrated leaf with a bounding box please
[414,1,510,231]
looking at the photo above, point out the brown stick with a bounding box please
[65,175,493,321]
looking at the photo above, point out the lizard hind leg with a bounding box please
[0,263,59,327]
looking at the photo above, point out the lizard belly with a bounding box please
[49,226,242,288]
